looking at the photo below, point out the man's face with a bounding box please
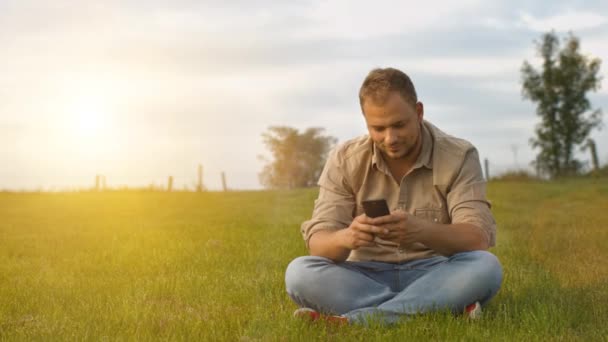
[362,91,424,160]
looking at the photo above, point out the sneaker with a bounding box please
[465,301,482,319]
[293,308,349,325]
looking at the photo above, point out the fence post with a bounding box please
[588,139,599,172]
[484,158,490,181]
[197,165,204,192]
[95,175,101,191]
[221,172,227,192]
[168,176,173,192]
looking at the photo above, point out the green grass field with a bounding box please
[1,178,607,341]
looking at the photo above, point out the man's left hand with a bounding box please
[370,210,425,246]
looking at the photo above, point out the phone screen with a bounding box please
[361,199,390,218]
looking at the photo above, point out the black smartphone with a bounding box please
[361,199,391,218]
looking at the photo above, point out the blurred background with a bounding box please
[1,0,606,191]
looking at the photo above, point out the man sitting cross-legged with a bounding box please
[285,67,503,326]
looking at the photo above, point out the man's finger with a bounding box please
[355,223,389,235]
[384,223,405,231]
[369,214,401,225]
[356,232,374,242]
[356,240,376,248]
[356,214,376,224]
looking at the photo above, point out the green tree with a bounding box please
[259,126,337,189]
[521,31,603,177]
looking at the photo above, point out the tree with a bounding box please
[521,31,602,178]
[258,126,337,189]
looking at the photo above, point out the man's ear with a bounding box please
[416,102,424,121]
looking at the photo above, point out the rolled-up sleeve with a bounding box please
[300,148,356,249]
[446,148,496,247]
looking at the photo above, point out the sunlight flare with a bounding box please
[68,94,108,138]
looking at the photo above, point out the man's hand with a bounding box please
[336,214,389,250]
[371,210,424,246]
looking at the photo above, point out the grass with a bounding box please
[0,178,607,340]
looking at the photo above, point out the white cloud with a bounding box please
[397,56,523,78]
[480,17,511,30]
[2,1,608,190]
[518,11,608,32]
[584,35,608,96]
[290,0,483,39]
[476,80,521,94]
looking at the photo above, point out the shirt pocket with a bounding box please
[414,208,445,223]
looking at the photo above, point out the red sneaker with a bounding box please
[465,301,482,319]
[293,308,349,325]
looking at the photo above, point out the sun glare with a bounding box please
[66,94,109,139]
[57,88,121,160]
[49,74,128,163]
[74,102,104,136]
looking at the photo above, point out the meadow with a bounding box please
[0,178,607,341]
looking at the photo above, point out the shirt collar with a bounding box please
[371,120,434,172]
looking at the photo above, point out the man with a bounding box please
[284,67,503,326]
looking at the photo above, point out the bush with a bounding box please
[587,165,608,177]
[493,170,539,181]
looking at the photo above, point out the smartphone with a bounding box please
[361,199,391,218]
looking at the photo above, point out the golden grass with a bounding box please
[1,180,607,340]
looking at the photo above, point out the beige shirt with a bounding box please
[300,120,496,263]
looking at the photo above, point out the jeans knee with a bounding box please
[452,250,503,290]
[469,250,503,291]
[285,256,332,296]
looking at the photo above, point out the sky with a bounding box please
[1,0,607,191]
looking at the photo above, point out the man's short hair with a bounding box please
[359,68,418,109]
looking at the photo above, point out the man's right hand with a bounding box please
[336,214,389,250]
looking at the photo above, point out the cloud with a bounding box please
[1,1,608,189]
[289,0,485,39]
[400,56,523,78]
[518,11,608,32]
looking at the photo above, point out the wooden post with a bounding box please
[588,139,599,172]
[197,164,203,192]
[510,144,518,169]
[101,175,106,191]
[484,158,490,181]
[95,175,101,191]
[221,172,227,191]
[168,176,173,192]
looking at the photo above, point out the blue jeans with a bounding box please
[285,250,503,325]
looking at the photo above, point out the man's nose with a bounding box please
[385,128,398,144]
